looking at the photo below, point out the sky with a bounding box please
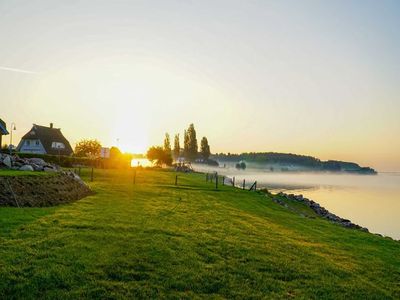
[0,0,399,171]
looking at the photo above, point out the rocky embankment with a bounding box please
[0,153,93,206]
[0,171,93,207]
[273,192,369,232]
[0,153,59,172]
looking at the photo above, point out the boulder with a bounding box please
[30,163,44,171]
[19,165,34,171]
[3,156,12,168]
[27,158,46,166]
[44,167,57,172]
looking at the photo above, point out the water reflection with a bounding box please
[131,158,152,167]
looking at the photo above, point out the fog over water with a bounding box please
[193,164,400,240]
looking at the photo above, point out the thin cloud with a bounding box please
[0,66,39,74]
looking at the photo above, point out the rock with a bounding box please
[44,167,57,172]
[19,165,34,171]
[295,194,303,201]
[273,191,370,234]
[27,158,46,166]
[30,163,44,171]
[3,155,12,168]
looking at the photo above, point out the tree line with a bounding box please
[147,123,211,166]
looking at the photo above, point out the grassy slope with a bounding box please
[0,169,398,299]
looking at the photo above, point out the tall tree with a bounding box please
[183,129,189,158]
[185,123,198,161]
[173,134,180,158]
[163,133,171,153]
[200,137,211,160]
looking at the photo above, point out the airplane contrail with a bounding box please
[0,66,39,74]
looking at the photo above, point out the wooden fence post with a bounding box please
[91,167,94,182]
[175,175,178,186]
[242,179,245,190]
[249,181,257,191]
[222,176,225,186]
[232,176,235,187]
[215,173,218,190]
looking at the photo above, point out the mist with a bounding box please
[192,163,400,239]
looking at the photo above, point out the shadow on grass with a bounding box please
[154,184,221,192]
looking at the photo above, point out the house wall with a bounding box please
[19,139,46,154]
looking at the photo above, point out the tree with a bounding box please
[184,123,198,161]
[146,146,172,166]
[183,129,188,158]
[75,139,101,158]
[110,146,122,160]
[163,133,171,153]
[235,161,246,170]
[173,134,180,158]
[200,137,211,160]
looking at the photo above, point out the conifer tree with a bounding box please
[173,134,180,158]
[200,137,210,159]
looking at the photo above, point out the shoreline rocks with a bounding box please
[273,192,369,232]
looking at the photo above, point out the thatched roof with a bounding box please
[18,124,73,155]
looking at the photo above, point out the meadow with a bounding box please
[0,168,399,299]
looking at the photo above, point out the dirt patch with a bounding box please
[0,172,93,207]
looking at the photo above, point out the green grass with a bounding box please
[0,169,51,176]
[0,168,399,299]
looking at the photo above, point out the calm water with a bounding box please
[193,164,400,240]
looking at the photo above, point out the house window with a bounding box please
[51,142,65,149]
[35,140,40,146]
[26,140,30,146]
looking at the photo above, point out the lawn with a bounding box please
[0,168,399,299]
[0,169,50,176]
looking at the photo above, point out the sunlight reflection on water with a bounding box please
[131,158,152,167]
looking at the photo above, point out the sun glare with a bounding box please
[131,158,152,167]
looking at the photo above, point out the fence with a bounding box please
[205,172,257,192]
[72,167,258,193]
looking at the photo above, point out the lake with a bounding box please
[192,164,400,240]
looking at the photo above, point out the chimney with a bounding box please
[50,123,53,129]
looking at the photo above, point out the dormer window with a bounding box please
[51,142,65,149]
